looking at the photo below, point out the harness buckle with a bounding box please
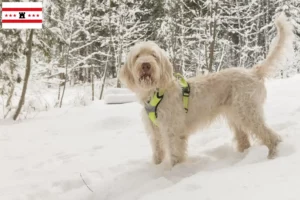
[182,85,190,97]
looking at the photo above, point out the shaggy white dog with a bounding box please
[119,14,294,167]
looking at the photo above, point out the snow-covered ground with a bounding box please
[1,75,300,200]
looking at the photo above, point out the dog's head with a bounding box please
[119,41,173,92]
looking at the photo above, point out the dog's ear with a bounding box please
[159,48,173,88]
[119,62,136,91]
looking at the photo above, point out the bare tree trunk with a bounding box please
[260,0,267,57]
[265,0,270,56]
[180,3,185,74]
[13,29,34,120]
[57,84,61,101]
[204,20,209,71]
[85,68,89,83]
[116,45,122,88]
[59,22,74,108]
[99,48,111,100]
[198,33,202,74]
[216,45,225,72]
[5,84,14,108]
[255,1,262,61]
[91,65,95,101]
[116,10,124,88]
[89,0,95,99]
[236,0,242,67]
[197,7,203,75]
[208,1,218,72]
[69,71,72,85]
[6,61,15,108]
[100,0,112,99]
[108,0,116,78]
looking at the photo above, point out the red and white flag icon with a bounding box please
[1,2,43,29]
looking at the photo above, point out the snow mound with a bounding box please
[104,88,137,104]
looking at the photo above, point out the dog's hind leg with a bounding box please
[233,104,282,158]
[248,122,282,159]
[228,121,251,152]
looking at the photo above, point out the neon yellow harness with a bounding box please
[145,73,190,126]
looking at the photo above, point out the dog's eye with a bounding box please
[152,53,157,59]
[135,54,139,59]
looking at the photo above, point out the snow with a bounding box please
[1,75,300,200]
[104,88,137,104]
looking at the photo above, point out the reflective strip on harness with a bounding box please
[145,73,190,126]
[145,89,165,126]
[175,73,190,113]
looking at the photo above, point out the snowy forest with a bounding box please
[0,0,300,120]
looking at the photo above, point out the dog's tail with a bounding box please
[253,14,294,79]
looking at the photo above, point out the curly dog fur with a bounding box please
[119,14,294,167]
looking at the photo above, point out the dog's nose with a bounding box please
[142,62,151,71]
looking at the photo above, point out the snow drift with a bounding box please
[103,87,137,104]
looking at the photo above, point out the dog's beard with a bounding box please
[137,72,158,89]
[139,71,152,81]
[139,75,153,88]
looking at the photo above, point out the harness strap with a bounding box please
[174,73,190,113]
[145,73,190,126]
[145,88,165,126]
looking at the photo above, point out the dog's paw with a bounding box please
[268,136,282,159]
[153,158,163,165]
[170,155,185,167]
[268,148,278,159]
[153,154,163,165]
[268,144,281,159]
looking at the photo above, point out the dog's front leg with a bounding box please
[162,125,188,167]
[149,127,165,165]
[142,112,165,165]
